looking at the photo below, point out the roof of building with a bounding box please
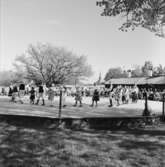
[146,76,165,85]
[105,76,165,85]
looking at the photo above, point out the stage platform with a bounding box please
[0,96,162,119]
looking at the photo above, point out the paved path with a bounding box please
[0,96,163,118]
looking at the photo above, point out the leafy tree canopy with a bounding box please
[97,0,165,37]
[15,43,93,86]
[0,70,25,86]
[104,61,165,81]
[104,67,128,80]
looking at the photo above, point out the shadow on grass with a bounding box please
[118,139,165,151]
[122,129,165,136]
[0,119,119,167]
[0,115,165,167]
[0,125,75,166]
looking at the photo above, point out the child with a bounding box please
[18,83,25,104]
[12,84,18,103]
[35,83,45,106]
[47,86,55,107]
[91,88,100,107]
[62,87,67,107]
[8,85,13,98]
[29,87,35,104]
[108,91,114,107]
[74,87,83,107]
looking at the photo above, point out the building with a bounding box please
[105,76,165,90]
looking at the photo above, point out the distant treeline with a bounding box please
[104,61,165,81]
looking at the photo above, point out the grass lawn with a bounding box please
[0,96,163,118]
[0,116,165,167]
[0,96,165,167]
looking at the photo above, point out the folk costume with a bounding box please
[29,87,35,104]
[74,88,83,107]
[35,84,45,106]
[91,89,100,107]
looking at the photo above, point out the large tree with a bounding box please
[131,65,143,77]
[104,61,165,79]
[104,67,128,80]
[97,0,165,37]
[153,64,165,76]
[141,61,153,76]
[0,70,25,86]
[15,43,93,86]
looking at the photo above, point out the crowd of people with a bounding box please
[138,88,164,101]
[0,83,165,108]
[6,83,100,107]
[108,85,139,107]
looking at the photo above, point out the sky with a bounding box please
[0,0,165,82]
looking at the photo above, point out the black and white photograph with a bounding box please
[0,0,165,166]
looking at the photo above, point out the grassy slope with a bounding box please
[0,97,165,167]
[0,119,165,167]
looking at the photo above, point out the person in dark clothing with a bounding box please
[12,84,18,102]
[35,83,45,106]
[1,88,5,95]
[18,83,25,104]
[19,83,25,91]
[91,89,100,107]
[8,85,13,97]
[29,87,35,104]
[109,91,114,107]
[74,87,83,107]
